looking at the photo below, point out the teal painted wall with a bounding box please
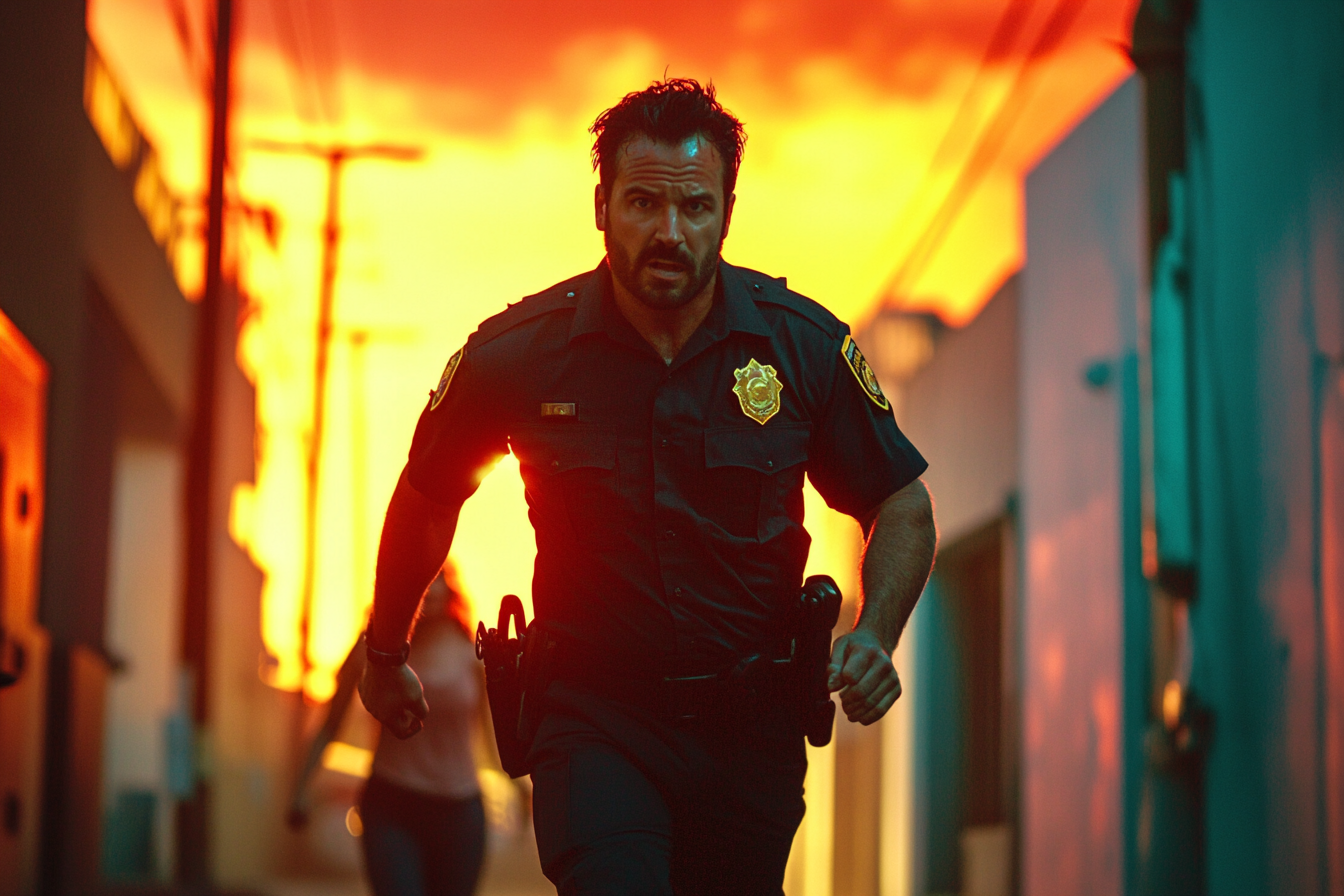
[1185,2,1344,894]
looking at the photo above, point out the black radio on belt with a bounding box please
[792,574,843,747]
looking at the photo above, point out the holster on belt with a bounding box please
[789,574,843,747]
[475,595,551,778]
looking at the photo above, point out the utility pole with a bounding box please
[178,0,232,885]
[247,140,421,698]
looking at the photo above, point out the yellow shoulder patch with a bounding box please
[841,335,890,411]
[429,347,463,410]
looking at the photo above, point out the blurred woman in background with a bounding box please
[290,563,489,896]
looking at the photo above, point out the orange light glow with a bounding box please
[344,806,364,837]
[1162,679,1183,731]
[89,0,1136,699]
[321,741,373,779]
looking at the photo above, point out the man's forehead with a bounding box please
[614,134,724,185]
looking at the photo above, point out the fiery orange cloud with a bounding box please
[89,0,1135,698]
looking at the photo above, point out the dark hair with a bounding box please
[412,565,474,641]
[590,78,747,196]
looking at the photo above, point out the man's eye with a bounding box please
[632,197,651,208]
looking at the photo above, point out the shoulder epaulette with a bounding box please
[469,271,590,345]
[731,264,843,337]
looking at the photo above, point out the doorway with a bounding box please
[915,516,1016,896]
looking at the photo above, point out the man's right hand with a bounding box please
[358,661,429,739]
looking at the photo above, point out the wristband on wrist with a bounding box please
[364,628,410,667]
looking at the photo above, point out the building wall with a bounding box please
[81,115,195,418]
[902,275,1019,546]
[0,0,108,657]
[1019,75,1145,896]
[1185,3,1344,894]
[0,1,267,890]
[0,3,134,874]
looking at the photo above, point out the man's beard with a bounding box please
[606,233,719,311]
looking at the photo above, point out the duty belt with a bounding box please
[548,639,796,722]
[659,654,797,721]
[477,576,841,778]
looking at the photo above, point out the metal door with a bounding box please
[0,309,50,896]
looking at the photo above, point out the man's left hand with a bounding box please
[827,629,902,725]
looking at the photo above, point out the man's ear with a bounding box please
[721,192,736,243]
[594,183,608,232]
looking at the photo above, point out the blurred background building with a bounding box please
[0,2,286,891]
[1,0,1341,895]
[861,3,1344,895]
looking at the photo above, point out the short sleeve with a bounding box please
[405,344,508,505]
[806,329,928,520]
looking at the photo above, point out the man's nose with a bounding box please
[653,206,684,244]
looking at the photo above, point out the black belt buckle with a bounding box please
[661,672,719,720]
[661,654,792,721]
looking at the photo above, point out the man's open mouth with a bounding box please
[646,259,686,276]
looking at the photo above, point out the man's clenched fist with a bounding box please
[827,628,902,725]
[358,661,430,739]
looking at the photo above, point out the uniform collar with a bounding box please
[568,258,772,344]
[718,260,774,338]
[567,260,609,342]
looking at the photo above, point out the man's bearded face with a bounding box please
[599,135,731,310]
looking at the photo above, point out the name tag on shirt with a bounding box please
[541,402,577,418]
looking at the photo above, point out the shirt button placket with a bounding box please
[651,373,696,655]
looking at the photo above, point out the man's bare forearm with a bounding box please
[854,479,937,651]
[367,467,463,651]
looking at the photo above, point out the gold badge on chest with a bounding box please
[733,358,784,425]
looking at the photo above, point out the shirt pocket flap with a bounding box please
[704,423,810,473]
[511,426,617,473]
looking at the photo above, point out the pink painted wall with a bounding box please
[1019,75,1143,896]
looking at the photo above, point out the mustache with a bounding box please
[637,245,695,268]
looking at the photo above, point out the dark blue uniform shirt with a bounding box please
[407,259,926,675]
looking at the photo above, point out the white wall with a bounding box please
[103,439,184,880]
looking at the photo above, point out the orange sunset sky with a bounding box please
[89,0,1137,697]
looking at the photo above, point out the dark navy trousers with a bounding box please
[529,680,808,896]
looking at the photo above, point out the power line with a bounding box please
[267,0,343,124]
[888,0,1035,248]
[303,0,344,123]
[163,0,210,97]
[268,0,324,122]
[881,0,1090,305]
